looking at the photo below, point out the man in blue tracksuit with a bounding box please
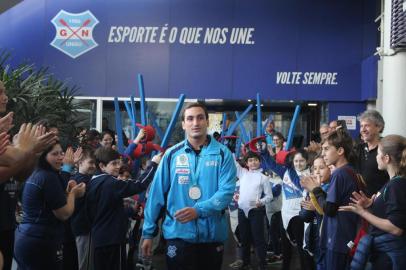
[142,103,237,270]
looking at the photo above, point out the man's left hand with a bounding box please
[174,207,198,223]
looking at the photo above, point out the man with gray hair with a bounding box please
[355,110,388,196]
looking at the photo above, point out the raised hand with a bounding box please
[73,147,83,164]
[134,128,146,144]
[306,141,321,153]
[15,124,58,154]
[300,175,320,191]
[63,147,74,166]
[0,112,14,133]
[267,144,275,156]
[349,191,375,209]
[0,132,10,155]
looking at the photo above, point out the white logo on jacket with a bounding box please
[176,154,189,167]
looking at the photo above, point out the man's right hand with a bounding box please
[141,238,153,257]
[14,124,58,154]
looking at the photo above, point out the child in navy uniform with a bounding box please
[70,146,97,270]
[311,130,364,270]
[87,147,161,270]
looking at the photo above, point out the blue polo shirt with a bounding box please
[320,165,359,253]
[18,168,67,242]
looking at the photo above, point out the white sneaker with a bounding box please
[229,259,244,269]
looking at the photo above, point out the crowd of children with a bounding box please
[226,112,406,270]
[1,79,405,270]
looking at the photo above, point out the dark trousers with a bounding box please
[62,241,78,270]
[93,244,126,270]
[238,208,267,268]
[127,219,142,269]
[0,229,14,270]
[319,250,350,270]
[14,229,62,270]
[269,211,282,256]
[281,216,314,270]
[165,239,224,270]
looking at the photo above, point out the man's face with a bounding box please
[0,82,8,113]
[319,126,329,140]
[329,121,337,132]
[182,107,209,140]
[360,120,380,143]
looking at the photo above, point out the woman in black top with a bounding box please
[339,134,406,270]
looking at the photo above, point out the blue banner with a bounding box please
[0,0,376,101]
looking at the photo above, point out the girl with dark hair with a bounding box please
[14,143,86,270]
[100,131,115,148]
[262,147,315,270]
[340,134,406,270]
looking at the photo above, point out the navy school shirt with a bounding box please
[320,165,359,254]
[18,168,67,242]
[70,172,93,236]
[0,178,20,231]
[87,162,157,248]
[370,176,406,236]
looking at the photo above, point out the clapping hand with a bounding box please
[15,124,58,154]
[339,191,375,214]
[0,132,10,155]
[0,112,14,133]
[300,175,321,191]
[301,199,316,211]
[66,180,86,198]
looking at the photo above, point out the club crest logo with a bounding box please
[50,10,99,59]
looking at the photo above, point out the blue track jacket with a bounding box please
[142,136,237,243]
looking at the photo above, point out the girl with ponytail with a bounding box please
[340,134,406,269]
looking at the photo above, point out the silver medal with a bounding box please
[189,185,202,200]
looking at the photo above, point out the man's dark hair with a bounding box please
[94,147,120,169]
[181,103,209,121]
